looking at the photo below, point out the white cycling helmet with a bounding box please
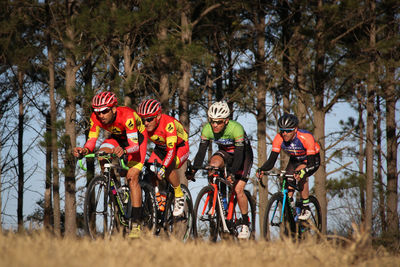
[208,101,230,119]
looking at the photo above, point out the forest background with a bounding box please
[0,0,399,246]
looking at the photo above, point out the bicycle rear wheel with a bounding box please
[194,185,222,242]
[298,195,322,239]
[84,175,118,239]
[263,192,294,241]
[163,184,195,242]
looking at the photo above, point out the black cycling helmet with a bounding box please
[278,113,299,129]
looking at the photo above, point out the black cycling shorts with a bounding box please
[213,147,253,182]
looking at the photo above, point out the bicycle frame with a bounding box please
[201,168,237,234]
[269,172,297,226]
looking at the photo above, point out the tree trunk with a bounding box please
[385,65,399,240]
[364,0,376,237]
[0,133,2,232]
[49,47,61,236]
[313,102,327,235]
[312,0,328,235]
[357,88,366,222]
[375,95,386,233]
[17,69,24,232]
[44,112,53,231]
[63,13,78,235]
[46,0,60,236]
[252,8,268,236]
[177,0,192,186]
[158,25,170,109]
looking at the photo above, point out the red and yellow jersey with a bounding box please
[84,106,147,155]
[147,114,188,168]
[272,129,318,161]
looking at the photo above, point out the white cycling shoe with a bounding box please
[173,196,185,217]
[237,224,250,239]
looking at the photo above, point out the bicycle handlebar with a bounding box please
[77,152,129,171]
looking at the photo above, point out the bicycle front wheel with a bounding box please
[193,185,221,242]
[263,192,294,241]
[84,175,117,239]
[298,195,322,238]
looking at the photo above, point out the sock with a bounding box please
[242,213,249,224]
[302,198,310,209]
[131,207,142,223]
[173,185,184,198]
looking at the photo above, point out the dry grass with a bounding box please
[1,230,399,267]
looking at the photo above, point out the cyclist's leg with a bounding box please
[234,180,248,215]
[285,158,300,200]
[234,147,253,239]
[98,138,120,172]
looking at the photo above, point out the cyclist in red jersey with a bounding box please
[137,99,189,217]
[257,113,320,220]
[73,91,148,238]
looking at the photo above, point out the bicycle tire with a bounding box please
[84,175,118,239]
[139,181,158,235]
[263,192,295,241]
[243,190,257,240]
[194,185,221,242]
[298,195,322,239]
[163,184,195,242]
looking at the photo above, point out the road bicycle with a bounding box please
[79,151,157,239]
[261,169,322,241]
[193,165,256,241]
[142,160,196,242]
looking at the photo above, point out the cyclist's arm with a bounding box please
[259,151,279,171]
[302,133,319,177]
[161,121,179,169]
[259,134,282,171]
[227,141,244,175]
[124,111,146,154]
[84,114,101,152]
[192,139,209,170]
[304,153,320,176]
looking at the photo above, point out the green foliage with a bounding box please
[326,172,365,199]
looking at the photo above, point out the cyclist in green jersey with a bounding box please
[187,101,253,239]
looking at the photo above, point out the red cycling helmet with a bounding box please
[137,99,162,117]
[92,91,118,112]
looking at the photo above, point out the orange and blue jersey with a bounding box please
[272,129,318,162]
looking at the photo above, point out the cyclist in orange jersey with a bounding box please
[73,91,148,238]
[137,99,189,217]
[257,113,320,220]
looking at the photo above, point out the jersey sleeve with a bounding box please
[84,113,101,152]
[124,111,143,154]
[231,122,245,146]
[299,133,317,155]
[271,134,283,153]
[162,120,179,168]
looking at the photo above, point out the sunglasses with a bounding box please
[210,120,225,125]
[95,108,111,115]
[143,116,156,123]
[280,128,295,133]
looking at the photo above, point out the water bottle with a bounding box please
[294,207,301,222]
[222,197,228,211]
